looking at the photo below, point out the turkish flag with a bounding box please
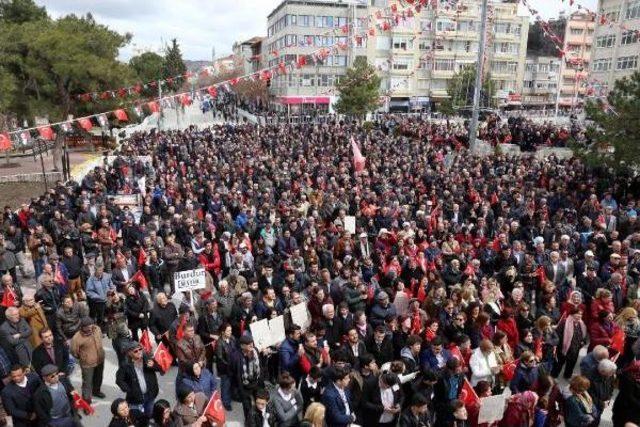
[297,56,307,68]
[459,378,479,408]
[72,392,95,415]
[131,270,148,290]
[140,329,153,354]
[502,359,518,381]
[147,101,160,113]
[176,315,187,340]
[204,391,226,425]
[1,288,16,308]
[114,109,128,121]
[179,94,192,106]
[351,136,366,173]
[153,342,173,373]
[536,265,547,286]
[0,133,11,151]
[138,248,147,266]
[78,118,93,131]
[207,86,217,98]
[611,329,625,355]
[37,126,55,140]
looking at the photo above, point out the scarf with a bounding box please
[574,392,593,414]
[562,318,586,355]
[241,349,260,385]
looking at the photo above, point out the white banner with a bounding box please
[174,268,206,292]
[478,393,507,424]
[290,303,311,332]
[249,315,287,350]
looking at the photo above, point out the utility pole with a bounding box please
[468,0,489,152]
[158,80,163,131]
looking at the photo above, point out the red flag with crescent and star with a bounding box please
[204,390,226,425]
[153,342,173,373]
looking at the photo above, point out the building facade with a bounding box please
[522,56,561,109]
[263,0,528,113]
[264,0,369,113]
[557,10,595,110]
[232,37,264,76]
[590,0,640,95]
[368,0,528,111]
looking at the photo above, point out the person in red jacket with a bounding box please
[589,289,615,325]
[198,240,221,278]
[496,309,519,353]
[588,310,619,351]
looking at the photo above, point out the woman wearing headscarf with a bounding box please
[551,307,587,379]
[175,362,217,400]
[498,390,538,427]
[173,386,208,427]
[109,398,143,427]
[564,375,597,427]
[612,359,640,427]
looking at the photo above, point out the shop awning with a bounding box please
[277,96,330,105]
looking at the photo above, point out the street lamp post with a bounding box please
[469,0,489,152]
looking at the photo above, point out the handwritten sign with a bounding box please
[174,268,206,292]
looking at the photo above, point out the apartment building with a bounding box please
[590,0,640,94]
[264,0,369,114]
[232,37,264,76]
[557,10,595,109]
[522,56,561,109]
[369,0,529,111]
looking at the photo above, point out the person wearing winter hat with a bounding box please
[173,385,208,427]
[70,317,105,403]
[33,364,77,426]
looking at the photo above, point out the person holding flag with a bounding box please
[434,357,465,425]
[115,341,162,421]
[33,364,82,426]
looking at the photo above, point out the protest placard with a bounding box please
[478,393,507,424]
[174,268,206,292]
[290,303,311,331]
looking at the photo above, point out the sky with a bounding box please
[36,0,598,61]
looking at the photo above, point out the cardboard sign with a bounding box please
[249,315,287,350]
[174,268,206,292]
[478,393,507,424]
[344,215,356,234]
[290,303,311,331]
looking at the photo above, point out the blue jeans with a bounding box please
[220,374,232,409]
[34,258,45,279]
[129,393,155,418]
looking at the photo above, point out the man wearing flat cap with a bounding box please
[33,364,78,427]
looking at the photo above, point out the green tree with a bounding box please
[446,67,497,109]
[585,71,640,169]
[130,51,165,83]
[0,4,133,122]
[334,57,381,118]
[0,0,47,24]
[163,38,186,81]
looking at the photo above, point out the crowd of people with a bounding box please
[0,113,638,427]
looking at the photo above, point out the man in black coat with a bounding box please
[361,372,403,427]
[1,365,42,427]
[365,325,394,366]
[433,358,464,425]
[115,341,162,421]
[33,364,78,427]
[148,292,177,345]
[31,328,70,380]
[196,299,222,372]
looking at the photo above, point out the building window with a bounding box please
[420,19,432,31]
[570,28,583,35]
[621,31,639,45]
[524,80,534,88]
[526,63,535,72]
[286,15,297,26]
[456,20,476,32]
[436,19,456,31]
[434,59,455,71]
[592,58,612,71]
[626,1,640,19]
[316,16,334,28]
[392,59,412,70]
[326,56,347,67]
[549,63,560,73]
[392,37,412,50]
[299,15,314,27]
[491,61,518,73]
[300,74,314,86]
[595,34,616,48]
[617,55,638,70]
[285,35,297,47]
[604,10,619,22]
[538,64,548,73]
[336,17,347,28]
